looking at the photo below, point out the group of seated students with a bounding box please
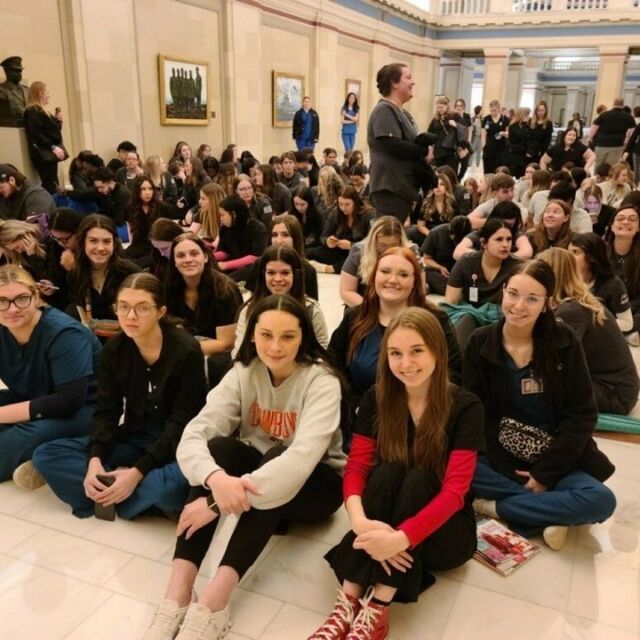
[0,132,636,640]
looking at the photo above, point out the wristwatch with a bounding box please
[206,493,221,515]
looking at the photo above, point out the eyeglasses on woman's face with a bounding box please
[113,302,157,317]
[0,294,34,311]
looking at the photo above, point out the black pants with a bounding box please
[506,153,527,179]
[370,190,413,224]
[482,150,505,175]
[593,381,638,416]
[306,245,350,273]
[34,161,60,194]
[325,462,476,603]
[425,269,448,296]
[174,437,342,578]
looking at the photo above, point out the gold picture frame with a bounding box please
[158,55,209,126]
[272,71,305,128]
[345,79,361,98]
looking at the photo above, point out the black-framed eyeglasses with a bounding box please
[0,294,34,311]
[51,233,73,248]
[113,302,157,317]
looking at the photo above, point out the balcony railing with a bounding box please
[544,60,600,70]
[441,0,633,14]
[440,0,491,15]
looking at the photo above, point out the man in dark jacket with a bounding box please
[0,164,56,220]
[292,97,319,151]
[92,167,131,226]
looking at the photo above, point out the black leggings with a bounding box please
[174,437,343,578]
[34,161,60,194]
[325,462,476,603]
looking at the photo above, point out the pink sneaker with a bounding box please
[307,589,361,640]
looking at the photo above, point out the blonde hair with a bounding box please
[358,217,409,285]
[145,155,164,186]
[0,263,38,292]
[199,182,225,239]
[479,173,496,204]
[317,166,344,209]
[537,247,605,325]
[511,107,530,125]
[26,81,47,110]
[0,220,46,262]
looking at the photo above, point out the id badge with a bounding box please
[521,378,543,395]
[469,273,479,303]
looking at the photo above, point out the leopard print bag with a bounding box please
[498,417,553,463]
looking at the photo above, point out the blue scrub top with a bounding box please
[0,306,102,403]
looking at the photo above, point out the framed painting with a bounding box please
[272,72,305,128]
[345,79,361,98]
[158,55,209,126]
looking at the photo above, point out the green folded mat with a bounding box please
[596,413,640,434]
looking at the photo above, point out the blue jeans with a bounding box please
[32,434,189,519]
[0,392,94,481]
[342,132,356,151]
[472,456,616,536]
[296,138,315,151]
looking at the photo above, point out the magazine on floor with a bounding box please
[474,517,541,576]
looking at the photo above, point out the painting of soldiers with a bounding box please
[158,55,209,125]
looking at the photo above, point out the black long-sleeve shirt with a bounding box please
[89,325,207,475]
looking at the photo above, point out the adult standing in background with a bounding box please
[589,98,636,167]
[481,99,510,174]
[292,96,320,151]
[23,82,67,194]
[506,107,532,179]
[454,98,473,180]
[340,92,360,152]
[528,101,554,165]
[367,63,435,224]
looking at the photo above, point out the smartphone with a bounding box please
[94,473,116,521]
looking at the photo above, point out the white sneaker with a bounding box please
[472,498,498,519]
[143,599,189,640]
[543,525,568,551]
[175,603,232,640]
[12,461,46,490]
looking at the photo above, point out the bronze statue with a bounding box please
[0,57,29,126]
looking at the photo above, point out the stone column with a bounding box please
[564,86,580,126]
[458,58,475,108]
[482,47,510,110]
[311,25,339,152]
[593,45,629,117]
[412,50,441,128]
[505,58,524,109]
[220,0,263,156]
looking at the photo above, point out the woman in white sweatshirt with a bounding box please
[144,293,346,640]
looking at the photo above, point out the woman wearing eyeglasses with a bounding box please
[464,260,616,551]
[45,208,83,310]
[32,273,207,519]
[0,265,101,485]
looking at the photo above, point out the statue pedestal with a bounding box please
[0,126,39,182]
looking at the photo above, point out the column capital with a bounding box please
[598,45,629,59]
[483,48,510,60]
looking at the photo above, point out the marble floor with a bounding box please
[0,274,639,640]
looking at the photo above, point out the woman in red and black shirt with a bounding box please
[309,307,483,640]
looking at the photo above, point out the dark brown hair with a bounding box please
[376,307,451,476]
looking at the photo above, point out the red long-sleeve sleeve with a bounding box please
[220,254,259,271]
[343,434,376,500]
[397,449,477,548]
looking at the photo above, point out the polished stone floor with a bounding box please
[0,274,638,640]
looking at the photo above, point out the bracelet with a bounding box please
[206,493,221,515]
